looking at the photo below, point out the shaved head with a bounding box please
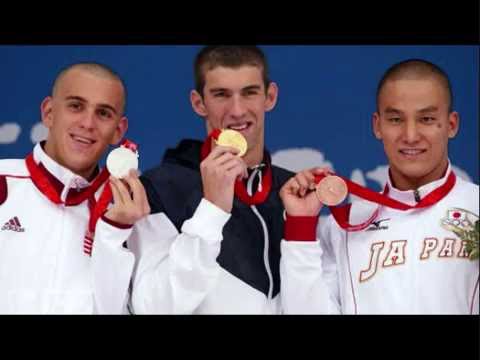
[52,62,127,113]
[376,59,453,112]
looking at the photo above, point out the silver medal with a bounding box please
[106,147,139,178]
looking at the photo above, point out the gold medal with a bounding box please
[216,129,248,157]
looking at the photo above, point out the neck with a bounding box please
[243,135,265,168]
[243,147,264,168]
[390,160,449,191]
[81,167,98,182]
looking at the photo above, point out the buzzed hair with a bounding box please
[194,45,271,96]
[52,62,127,113]
[376,59,453,112]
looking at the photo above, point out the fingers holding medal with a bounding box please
[280,167,329,217]
[201,129,249,213]
[104,140,150,225]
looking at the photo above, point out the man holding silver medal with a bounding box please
[126,45,294,314]
[0,62,150,314]
[279,59,479,314]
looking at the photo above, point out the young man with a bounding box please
[128,46,293,314]
[0,63,149,314]
[279,59,479,314]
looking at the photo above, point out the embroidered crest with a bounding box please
[441,208,479,260]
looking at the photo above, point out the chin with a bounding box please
[68,157,96,172]
[394,164,434,181]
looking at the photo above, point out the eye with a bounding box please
[387,117,402,124]
[213,91,227,98]
[68,101,83,111]
[244,89,260,96]
[420,116,436,124]
[97,108,113,119]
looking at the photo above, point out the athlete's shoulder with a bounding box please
[449,175,479,212]
[271,164,295,188]
[141,159,199,195]
[0,159,30,206]
[0,159,29,177]
[454,175,479,195]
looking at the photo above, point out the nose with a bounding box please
[79,109,96,130]
[403,119,421,144]
[229,95,247,119]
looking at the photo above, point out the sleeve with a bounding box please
[128,198,231,314]
[90,216,135,314]
[280,214,342,314]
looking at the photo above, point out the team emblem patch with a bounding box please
[441,208,479,260]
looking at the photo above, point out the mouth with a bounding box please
[70,134,97,147]
[399,148,427,157]
[226,122,253,132]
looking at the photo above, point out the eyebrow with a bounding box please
[209,88,229,93]
[242,85,262,92]
[209,84,263,93]
[65,96,118,115]
[418,106,439,113]
[384,107,403,114]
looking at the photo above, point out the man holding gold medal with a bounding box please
[128,46,293,314]
[0,63,150,314]
[279,59,479,314]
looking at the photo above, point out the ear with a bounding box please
[264,82,279,112]
[110,116,129,145]
[40,96,54,128]
[372,112,383,140]
[447,111,459,139]
[190,89,208,117]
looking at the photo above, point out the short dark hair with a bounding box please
[194,46,270,96]
[52,62,127,113]
[376,59,453,112]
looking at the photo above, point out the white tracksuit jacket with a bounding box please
[280,165,479,314]
[0,143,134,314]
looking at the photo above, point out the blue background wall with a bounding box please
[1,45,478,191]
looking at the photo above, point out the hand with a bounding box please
[279,167,331,217]
[104,169,151,225]
[200,144,248,213]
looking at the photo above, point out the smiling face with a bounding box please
[190,65,278,166]
[373,77,459,190]
[41,67,128,179]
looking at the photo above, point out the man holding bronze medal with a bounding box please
[128,46,294,314]
[279,59,479,314]
[0,63,150,314]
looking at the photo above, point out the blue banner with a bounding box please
[1,45,478,196]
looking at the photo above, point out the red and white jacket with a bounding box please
[280,165,479,314]
[0,143,134,314]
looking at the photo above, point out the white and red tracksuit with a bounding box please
[280,164,479,314]
[0,143,134,314]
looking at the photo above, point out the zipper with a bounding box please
[247,168,273,300]
[413,189,421,203]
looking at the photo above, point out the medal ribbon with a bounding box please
[313,171,456,231]
[25,138,137,255]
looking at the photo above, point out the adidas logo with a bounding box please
[1,216,25,232]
